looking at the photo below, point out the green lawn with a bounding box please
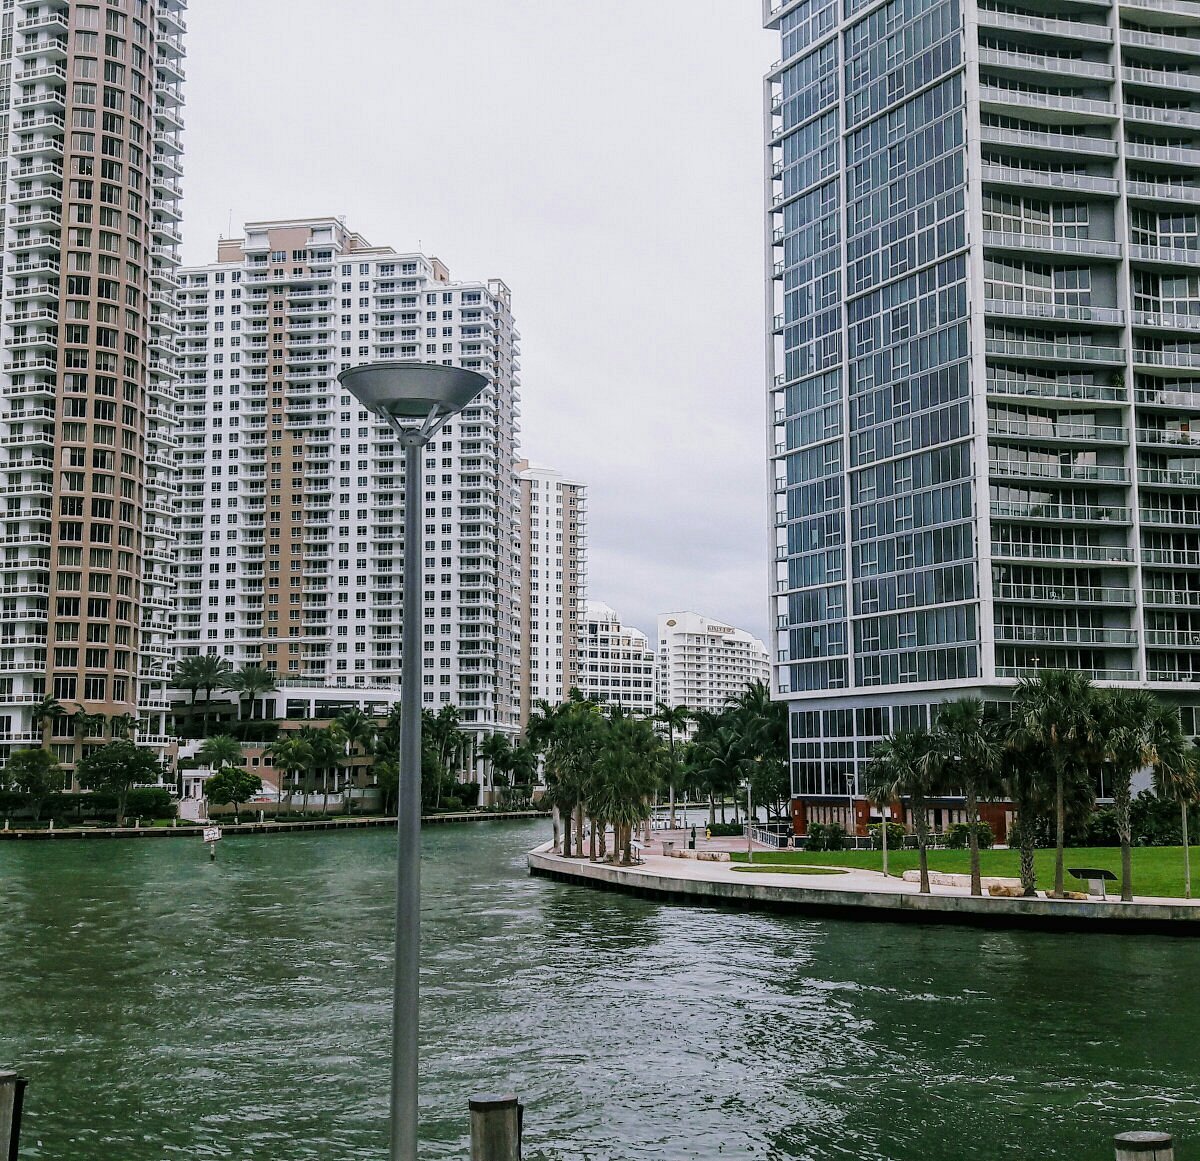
[729,846,1200,899]
[731,864,848,876]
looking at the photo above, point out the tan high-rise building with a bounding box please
[516,460,587,727]
[0,0,185,772]
[175,218,522,735]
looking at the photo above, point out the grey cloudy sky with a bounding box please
[182,1,776,645]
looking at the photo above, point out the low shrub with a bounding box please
[807,822,846,852]
[442,796,464,812]
[229,720,280,744]
[867,821,906,850]
[456,781,481,809]
[945,821,994,850]
[705,822,745,837]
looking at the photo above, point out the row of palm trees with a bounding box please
[529,682,789,863]
[866,670,1199,901]
[31,696,140,751]
[173,655,278,733]
[680,683,791,825]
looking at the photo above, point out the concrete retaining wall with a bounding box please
[527,849,1200,937]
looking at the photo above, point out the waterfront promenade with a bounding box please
[529,835,1200,934]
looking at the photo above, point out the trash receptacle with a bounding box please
[662,841,675,855]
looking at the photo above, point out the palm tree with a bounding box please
[479,731,514,800]
[198,735,243,817]
[423,704,468,810]
[1094,690,1188,901]
[265,735,313,817]
[174,654,235,737]
[332,709,376,813]
[31,694,64,749]
[654,701,691,830]
[924,699,1003,898]
[1157,748,1200,899]
[108,713,138,741]
[869,728,934,891]
[296,726,341,817]
[863,749,901,878]
[227,665,278,722]
[1001,734,1054,898]
[1012,670,1097,898]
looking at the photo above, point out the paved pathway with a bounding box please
[532,836,1200,915]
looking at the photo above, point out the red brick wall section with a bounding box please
[791,798,807,836]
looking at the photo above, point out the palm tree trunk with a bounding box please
[551,805,561,852]
[1019,819,1037,897]
[623,823,633,865]
[966,782,981,898]
[881,808,889,878]
[574,807,584,858]
[561,806,573,858]
[1183,803,1192,900]
[321,769,329,818]
[1054,767,1066,898]
[707,793,715,826]
[1115,776,1133,902]
[589,815,598,862]
[669,735,677,829]
[915,799,931,894]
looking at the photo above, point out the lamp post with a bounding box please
[743,779,753,864]
[337,362,487,1161]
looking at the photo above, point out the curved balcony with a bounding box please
[995,625,1138,646]
[985,336,1125,364]
[981,163,1119,195]
[988,415,1127,443]
[992,540,1135,563]
[991,500,1131,523]
[989,458,1130,483]
[1143,587,1200,606]
[981,85,1118,123]
[984,299,1125,326]
[987,377,1127,404]
[979,9,1112,42]
[981,231,1121,260]
[1122,26,1200,58]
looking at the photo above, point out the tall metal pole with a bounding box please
[746,782,753,864]
[392,432,424,1161]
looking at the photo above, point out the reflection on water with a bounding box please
[0,822,1197,1160]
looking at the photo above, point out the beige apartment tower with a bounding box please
[516,460,587,727]
[0,0,185,771]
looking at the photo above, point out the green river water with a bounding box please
[0,819,1196,1160]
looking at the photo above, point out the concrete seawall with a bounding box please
[527,846,1200,936]
[0,811,549,842]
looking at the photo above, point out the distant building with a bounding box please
[516,462,588,727]
[655,612,770,716]
[578,602,656,712]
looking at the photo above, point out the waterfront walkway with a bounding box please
[528,836,1200,935]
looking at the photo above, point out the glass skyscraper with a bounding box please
[765,0,1200,814]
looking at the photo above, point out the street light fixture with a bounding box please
[336,362,487,1161]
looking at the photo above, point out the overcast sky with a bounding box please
[182,2,776,645]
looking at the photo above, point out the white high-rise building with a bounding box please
[0,0,186,772]
[516,461,587,727]
[579,602,656,712]
[175,217,521,733]
[655,612,770,715]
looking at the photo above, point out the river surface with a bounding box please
[0,820,1196,1160]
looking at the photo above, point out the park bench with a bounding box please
[1068,867,1118,899]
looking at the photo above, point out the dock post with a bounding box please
[469,1093,522,1161]
[1115,1132,1174,1161]
[0,1071,28,1161]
